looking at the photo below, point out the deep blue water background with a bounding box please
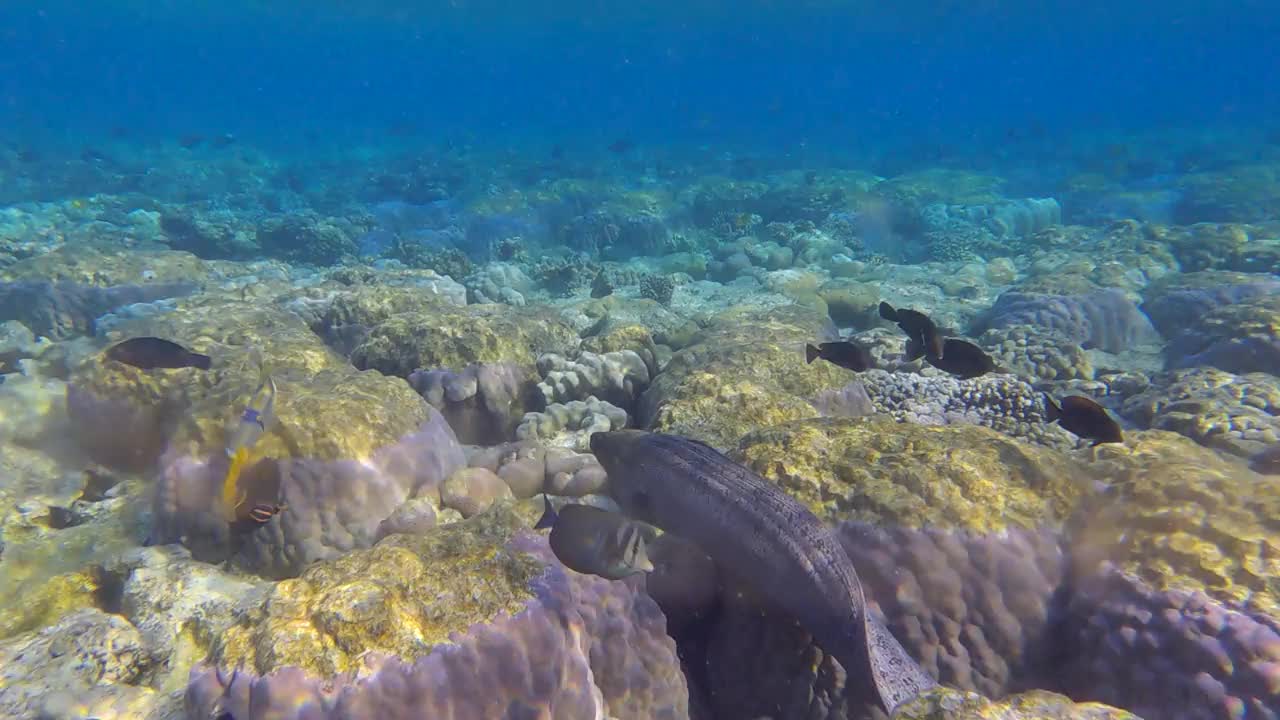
[2,0,1278,157]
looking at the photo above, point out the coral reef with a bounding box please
[856,369,1069,448]
[535,349,653,409]
[185,506,688,720]
[466,442,609,499]
[638,304,849,449]
[1120,367,1280,458]
[977,284,1160,354]
[349,303,578,377]
[1162,293,1280,376]
[516,395,629,451]
[408,362,536,445]
[0,279,197,339]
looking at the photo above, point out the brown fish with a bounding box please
[912,337,998,379]
[879,302,944,360]
[1044,393,1124,446]
[536,496,655,580]
[105,337,211,370]
[806,341,875,373]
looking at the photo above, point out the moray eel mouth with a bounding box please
[589,428,937,715]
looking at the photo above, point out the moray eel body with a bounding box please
[590,429,937,714]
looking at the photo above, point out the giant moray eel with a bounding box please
[590,429,937,714]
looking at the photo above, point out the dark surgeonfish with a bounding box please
[910,337,998,379]
[105,337,211,370]
[879,301,944,360]
[806,340,875,373]
[1044,393,1124,446]
[590,429,937,714]
[536,496,655,580]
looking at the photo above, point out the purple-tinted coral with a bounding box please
[185,534,688,720]
[1050,567,1280,720]
[977,288,1161,354]
[407,362,534,445]
[152,406,466,578]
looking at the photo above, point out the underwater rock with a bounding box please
[255,211,368,265]
[1148,222,1280,274]
[0,279,198,339]
[408,361,536,445]
[156,404,465,578]
[466,441,608,499]
[979,325,1095,382]
[732,418,1089,531]
[0,608,165,720]
[810,380,876,418]
[1139,270,1280,339]
[1057,431,1280,719]
[977,285,1161,354]
[536,349,652,409]
[185,506,688,720]
[1161,293,1280,376]
[1173,164,1280,224]
[893,687,1139,719]
[1120,368,1280,458]
[1,244,212,287]
[854,369,1066,448]
[465,261,534,304]
[440,466,513,518]
[638,304,849,449]
[516,395,629,451]
[158,206,259,259]
[349,303,578,378]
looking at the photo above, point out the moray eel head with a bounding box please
[590,429,659,524]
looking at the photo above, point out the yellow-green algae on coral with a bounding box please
[1073,430,1280,617]
[211,503,542,677]
[732,417,1092,531]
[73,294,429,468]
[349,303,579,377]
[0,450,146,640]
[0,244,212,286]
[893,687,1138,720]
[642,305,852,448]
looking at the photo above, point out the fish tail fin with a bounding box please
[904,338,924,361]
[191,352,212,370]
[1043,393,1061,422]
[805,344,821,364]
[534,495,557,530]
[878,301,897,321]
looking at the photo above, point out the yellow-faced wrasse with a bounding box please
[220,375,277,522]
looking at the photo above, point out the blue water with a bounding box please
[4,0,1278,156]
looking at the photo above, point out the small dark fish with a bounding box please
[211,133,237,148]
[805,341,875,373]
[1044,393,1124,446]
[46,505,82,530]
[913,337,997,379]
[247,502,287,524]
[536,496,654,580]
[105,337,211,371]
[178,134,204,149]
[550,145,565,160]
[1249,444,1280,475]
[608,139,634,154]
[880,301,944,360]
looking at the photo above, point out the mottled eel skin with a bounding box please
[591,429,937,715]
